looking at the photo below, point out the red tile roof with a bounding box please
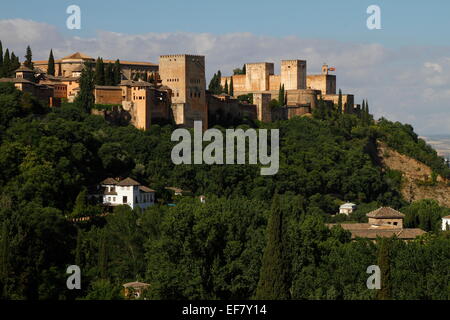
[366,207,405,219]
[117,177,141,186]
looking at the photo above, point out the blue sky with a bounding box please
[1,1,450,135]
[1,0,449,46]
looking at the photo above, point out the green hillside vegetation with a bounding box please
[0,82,448,300]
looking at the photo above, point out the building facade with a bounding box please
[34,52,158,80]
[159,54,208,129]
[442,215,450,231]
[339,203,357,215]
[328,207,426,241]
[100,177,155,210]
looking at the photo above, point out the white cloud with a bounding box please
[1,19,450,134]
[424,62,443,73]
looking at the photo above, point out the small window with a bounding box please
[123,196,127,203]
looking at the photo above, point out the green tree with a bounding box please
[95,57,105,85]
[104,63,113,86]
[255,195,290,299]
[113,59,121,85]
[10,52,21,77]
[84,279,123,300]
[0,41,3,76]
[3,49,10,77]
[208,71,223,94]
[24,45,33,70]
[0,222,9,298]
[338,89,343,113]
[224,79,229,94]
[72,188,88,217]
[98,230,108,280]
[377,238,392,300]
[229,77,234,96]
[47,49,55,76]
[74,64,95,113]
[278,84,285,106]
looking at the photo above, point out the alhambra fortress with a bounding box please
[0,51,356,130]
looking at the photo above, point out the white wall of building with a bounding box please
[102,184,154,209]
[442,217,450,231]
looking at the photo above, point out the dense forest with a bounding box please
[0,81,449,300]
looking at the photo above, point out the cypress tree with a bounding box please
[104,63,113,86]
[98,230,108,279]
[208,73,216,92]
[208,71,223,95]
[242,64,246,74]
[224,79,229,94]
[75,228,82,267]
[362,100,366,114]
[360,100,365,122]
[366,100,370,118]
[255,195,290,300]
[73,188,88,217]
[142,72,148,82]
[217,70,223,94]
[3,49,10,77]
[278,84,283,106]
[0,41,3,76]
[75,64,95,113]
[12,54,20,71]
[338,89,343,113]
[95,57,105,85]
[376,238,392,300]
[9,52,18,77]
[229,77,234,96]
[47,49,55,76]
[24,45,33,70]
[113,59,121,85]
[0,222,9,298]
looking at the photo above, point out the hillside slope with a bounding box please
[377,141,450,207]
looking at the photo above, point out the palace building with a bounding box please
[33,52,158,80]
[0,50,359,131]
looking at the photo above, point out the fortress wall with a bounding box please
[269,75,281,91]
[281,60,307,90]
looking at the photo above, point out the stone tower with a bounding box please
[245,63,274,92]
[253,93,272,123]
[159,54,208,128]
[281,60,307,90]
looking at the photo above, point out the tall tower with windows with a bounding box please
[159,54,207,128]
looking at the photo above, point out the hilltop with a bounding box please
[377,141,450,208]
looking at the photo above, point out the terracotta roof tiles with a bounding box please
[366,207,405,219]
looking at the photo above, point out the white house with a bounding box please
[442,215,450,231]
[101,177,155,210]
[339,203,357,215]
